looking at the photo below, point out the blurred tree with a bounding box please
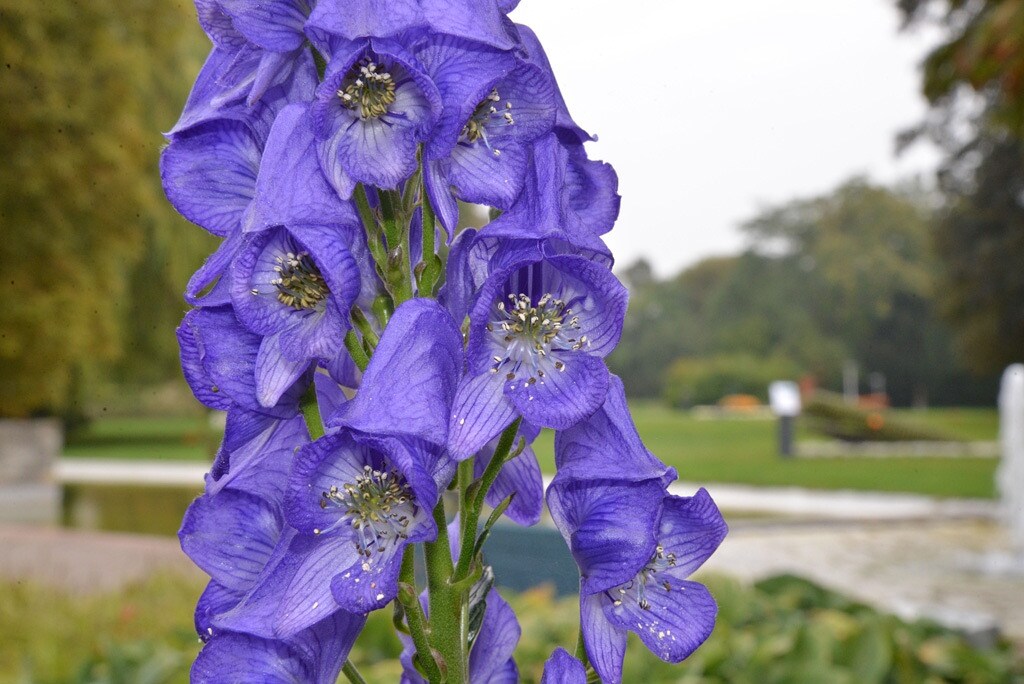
[0,2,212,417]
[897,0,1024,373]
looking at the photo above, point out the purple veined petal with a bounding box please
[245,103,358,231]
[483,62,558,146]
[656,489,729,578]
[275,533,359,637]
[178,310,234,412]
[420,0,518,50]
[306,0,422,43]
[322,347,362,391]
[247,48,308,107]
[515,24,594,144]
[437,227,480,321]
[195,580,243,638]
[547,477,663,596]
[316,132,357,200]
[207,414,308,502]
[477,442,543,526]
[580,592,627,684]
[449,140,527,209]
[329,536,405,613]
[179,490,283,592]
[192,631,313,683]
[291,610,368,684]
[604,578,718,665]
[467,589,521,683]
[416,35,515,161]
[195,0,244,49]
[255,332,313,408]
[554,375,674,485]
[544,254,628,357]
[423,158,460,240]
[503,351,609,430]
[448,371,518,462]
[498,0,520,10]
[564,147,620,237]
[541,648,587,684]
[160,118,261,237]
[313,372,347,426]
[218,0,309,52]
[486,660,519,684]
[186,230,245,307]
[329,299,462,447]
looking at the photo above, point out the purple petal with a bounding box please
[186,230,244,307]
[565,148,620,237]
[504,352,608,431]
[179,490,282,592]
[477,443,543,526]
[329,538,405,613]
[306,0,421,42]
[448,371,517,461]
[195,580,242,637]
[604,579,718,665]
[192,632,313,683]
[330,299,462,447]
[547,478,663,596]
[421,0,517,49]
[255,333,312,408]
[486,660,519,684]
[286,431,376,535]
[541,648,586,684]
[424,159,460,240]
[276,533,358,637]
[313,372,348,424]
[657,489,729,578]
[245,104,358,231]
[207,414,308,502]
[449,141,527,209]
[554,375,674,484]
[178,310,234,412]
[218,0,308,52]
[468,589,521,682]
[580,592,627,684]
[160,119,261,237]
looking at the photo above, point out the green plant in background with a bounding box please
[662,353,800,408]
[0,1,214,418]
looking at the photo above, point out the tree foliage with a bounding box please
[0,1,213,417]
[609,179,993,406]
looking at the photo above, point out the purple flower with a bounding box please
[230,223,361,407]
[541,648,586,684]
[306,0,519,51]
[549,480,727,684]
[192,610,364,684]
[473,421,544,526]
[447,241,628,459]
[177,306,312,417]
[415,36,557,235]
[310,39,441,194]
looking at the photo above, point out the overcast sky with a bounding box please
[511,0,942,276]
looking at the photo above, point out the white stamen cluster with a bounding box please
[609,544,678,610]
[266,251,329,311]
[486,292,587,384]
[338,59,396,119]
[461,87,515,157]
[318,465,415,559]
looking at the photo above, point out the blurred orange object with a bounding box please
[866,412,886,431]
[718,394,762,411]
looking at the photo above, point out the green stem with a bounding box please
[354,184,388,268]
[451,419,521,582]
[341,661,368,684]
[424,500,465,684]
[398,548,444,683]
[416,160,443,297]
[344,329,370,372]
[299,383,324,441]
[574,627,589,666]
[349,306,380,351]
[376,188,414,305]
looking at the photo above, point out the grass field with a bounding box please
[64,404,1000,498]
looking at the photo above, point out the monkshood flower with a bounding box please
[541,648,586,684]
[213,301,462,635]
[177,305,312,418]
[192,611,364,684]
[398,585,520,683]
[447,239,628,459]
[306,0,519,51]
[549,480,728,684]
[415,35,557,235]
[310,39,441,195]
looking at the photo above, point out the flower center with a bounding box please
[608,545,677,611]
[319,465,415,558]
[486,292,586,381]
[338,58,396,119]
[273,251,329,311]
[461,87,515,157]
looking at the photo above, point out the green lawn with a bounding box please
[64,404,1000,499]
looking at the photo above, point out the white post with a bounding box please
[998,364,1024,559]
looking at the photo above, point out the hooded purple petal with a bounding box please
[541,648,587,684]
[330,299,462,447]
[218,0,309,52]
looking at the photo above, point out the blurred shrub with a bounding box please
[663,354,800,408]
[0,2,213,418]
[5,573,1022,683]
[804,391,959,442]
